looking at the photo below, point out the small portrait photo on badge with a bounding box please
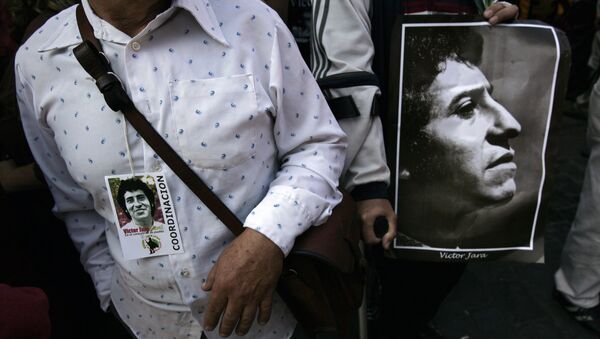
[107,174,166,235]
[105,172,183,259]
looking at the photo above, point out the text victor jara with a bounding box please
[439,252,489,260]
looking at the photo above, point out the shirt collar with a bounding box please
[173,0,228,46]
[38,0,228,52]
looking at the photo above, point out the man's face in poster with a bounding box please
[423,59,521,209]
[124,189,152,224]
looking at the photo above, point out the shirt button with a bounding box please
[153,164,161,172]
[180,269,190,277]
[131,41,141,51]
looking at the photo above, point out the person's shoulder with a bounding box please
[15,6,78,72]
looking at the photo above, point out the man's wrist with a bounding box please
[242,228,284,259]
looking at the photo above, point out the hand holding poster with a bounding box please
[388,17,570,262]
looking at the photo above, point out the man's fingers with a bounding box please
[235,305,258,336]
[219,301,243,337]
[484,2,518,25]
[361,219,381,245]
[202,266,216,291]
[381,215,398,250]
[203,292,227,332]
[201,229,282,334]
[358,209,379,245]
[362,221,381,245]
[257,295,273,326]
[357,199,398,247]
[362,232,380,245]
[483,3,499,18]
[488,8,512,25]
[494,5,518,22]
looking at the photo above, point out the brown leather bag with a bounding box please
[278,193,364,337]
[73,5,364,338]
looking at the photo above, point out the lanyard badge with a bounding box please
[105,172,184,260]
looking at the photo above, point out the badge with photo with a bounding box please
[105,172,184,260]
[385,16,570,262]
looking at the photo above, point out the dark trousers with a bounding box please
[368,257,467,339]
[111,305,312,339]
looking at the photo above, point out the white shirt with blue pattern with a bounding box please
[15,1,347,338]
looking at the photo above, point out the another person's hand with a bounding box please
[483,1,519,25]
[202,228,283,337]
[356,198,397,250]
[0,160,44,192]
[0,159,17,180]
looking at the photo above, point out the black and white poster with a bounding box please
[388,18,569,262]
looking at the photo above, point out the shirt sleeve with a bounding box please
[15,61,114,311]
[243,19,348,256]
[310,0,391,194]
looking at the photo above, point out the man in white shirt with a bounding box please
[15,0,347,338]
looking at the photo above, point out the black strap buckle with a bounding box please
[74,40,130,112]
[96,72,130,112]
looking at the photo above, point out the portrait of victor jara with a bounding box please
[116,178,165,233]
[395,25,556,250]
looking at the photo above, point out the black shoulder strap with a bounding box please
[73,5,244,235]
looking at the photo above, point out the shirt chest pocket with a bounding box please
[169,74,259,169]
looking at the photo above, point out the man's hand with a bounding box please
[356,199,397,250]
[483,1,519,25]
[202,228,283,337]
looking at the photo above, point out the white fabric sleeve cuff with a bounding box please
[243,189,315,256]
